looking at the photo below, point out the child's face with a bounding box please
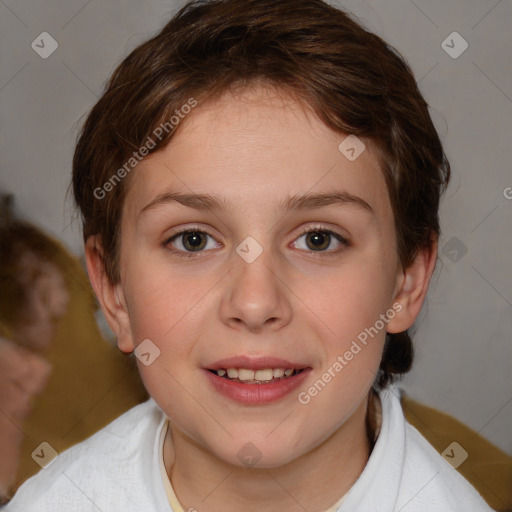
[112,86,407,467]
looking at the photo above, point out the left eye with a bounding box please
[292,228,348,253]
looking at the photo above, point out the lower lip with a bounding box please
[203,368,312,405]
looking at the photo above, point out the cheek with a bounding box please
[122,269,221,443]
[299,255,394,345]
[124,254,207,339]
[292,261,391,431]
[123,268,206,410]
[123,261,220,403]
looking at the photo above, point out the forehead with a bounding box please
[124,86,393,227]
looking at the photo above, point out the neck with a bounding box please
[163,392,381,512]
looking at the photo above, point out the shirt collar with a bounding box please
[155,386,404,512]
[338,386,404,511]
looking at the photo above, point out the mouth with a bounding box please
[207,367,306,384]
[203,357,312,404]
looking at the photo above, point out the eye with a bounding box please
[164,228,220,258]
[292,225,349,254]
[163,224,349,258]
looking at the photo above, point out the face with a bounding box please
[15,253,69,352]
[104,86,409,468]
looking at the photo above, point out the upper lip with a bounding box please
[206,356,310,371]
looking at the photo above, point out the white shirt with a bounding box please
[2,386,494,512]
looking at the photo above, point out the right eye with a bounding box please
[164,229,220,258]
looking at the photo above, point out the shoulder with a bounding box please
[397,418,495,511]
[3,399,166,512]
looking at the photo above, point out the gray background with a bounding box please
[1,0,511,455]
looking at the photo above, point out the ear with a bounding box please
[84,236,135,354]
[386,235,438,334]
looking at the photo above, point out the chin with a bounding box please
[213,437,303,470]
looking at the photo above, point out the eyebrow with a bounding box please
[139,190,375,217]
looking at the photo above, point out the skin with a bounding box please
[86,85,437,512]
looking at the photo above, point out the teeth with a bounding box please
[215,367,300,382]
[254,369,273,381]
[238,369,255,381]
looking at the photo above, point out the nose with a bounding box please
[219,242,292,333]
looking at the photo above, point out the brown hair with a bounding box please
[0,194,61,341]
[72,0,450,388]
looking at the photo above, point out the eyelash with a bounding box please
[163,224,350,259]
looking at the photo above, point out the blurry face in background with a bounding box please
[14,252,69,353]
[112,85,404,467]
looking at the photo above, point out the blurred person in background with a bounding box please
[0,193,70,501]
